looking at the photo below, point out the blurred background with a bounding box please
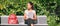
[0,0,60,26]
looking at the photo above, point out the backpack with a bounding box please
[8,14,19,24]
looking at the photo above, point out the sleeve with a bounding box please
[24,10,27,14]
[33,10,36,14]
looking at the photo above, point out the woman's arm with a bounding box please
[33,10,37,20]
[33,13,37,20]
[24,13,27,20]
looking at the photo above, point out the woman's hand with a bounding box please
[24,18,28,20]
[32,18,37,20]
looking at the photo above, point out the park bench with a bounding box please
[1,15,48,26]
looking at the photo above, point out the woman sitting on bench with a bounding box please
[24,2,37,26]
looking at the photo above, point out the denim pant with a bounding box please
[25,18,36,26]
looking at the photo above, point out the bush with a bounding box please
[0,0,60,26]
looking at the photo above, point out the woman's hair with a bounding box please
[28,2,34,9]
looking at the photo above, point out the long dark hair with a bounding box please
[28,2,34,10]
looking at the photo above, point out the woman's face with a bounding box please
[27,3,32,9]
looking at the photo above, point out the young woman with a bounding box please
[24,2,37,26]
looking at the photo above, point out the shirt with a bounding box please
[24,10,36,19]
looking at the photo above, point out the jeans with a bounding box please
[25,18,36,26]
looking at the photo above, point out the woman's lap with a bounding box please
[25,18,35,24]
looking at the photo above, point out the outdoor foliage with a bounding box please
[0,0,60,26]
